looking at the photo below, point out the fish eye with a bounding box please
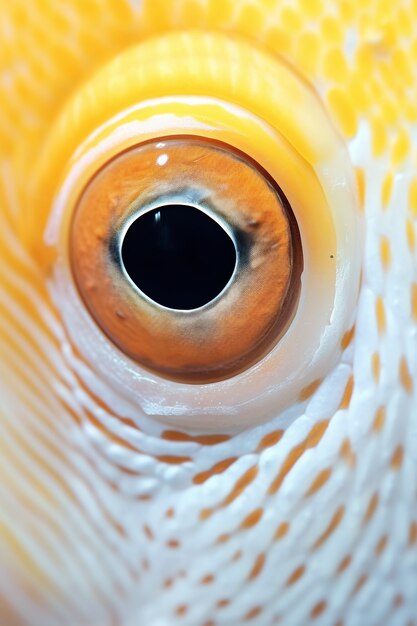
[70,137,303,383]
[33,31,361,429]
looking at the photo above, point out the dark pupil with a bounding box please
[121,204,236,310]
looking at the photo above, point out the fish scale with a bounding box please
[0,0,417,625]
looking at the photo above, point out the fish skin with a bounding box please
[0,1,417,626]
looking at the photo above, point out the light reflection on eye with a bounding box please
[156,154,169,166]
[70,137,303,383]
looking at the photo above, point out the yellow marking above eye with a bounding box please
[30,30,346,252]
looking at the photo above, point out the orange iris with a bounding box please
[70,137,303,383]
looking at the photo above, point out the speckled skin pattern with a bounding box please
[0,1,416,625]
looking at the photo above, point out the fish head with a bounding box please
[0,1,416,625]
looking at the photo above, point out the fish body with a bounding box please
[0,1,416,625]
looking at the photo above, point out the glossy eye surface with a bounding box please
[70,137,302,383]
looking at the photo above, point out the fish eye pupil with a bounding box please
[121,204,237,310]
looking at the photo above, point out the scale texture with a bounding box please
[0,1,416,625]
